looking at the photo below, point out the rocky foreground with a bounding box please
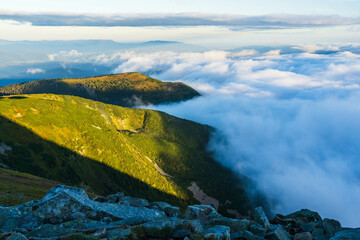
[0,185,358,240]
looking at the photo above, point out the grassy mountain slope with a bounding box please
[0,73,199,107]
[0,94,256,216]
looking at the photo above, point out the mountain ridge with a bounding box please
[0,72,200,107]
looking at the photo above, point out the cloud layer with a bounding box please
[106,46,360,227]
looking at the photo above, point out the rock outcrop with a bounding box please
[0,185,355,240]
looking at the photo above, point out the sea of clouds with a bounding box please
[99,45,360,227]
[8,43,360,226]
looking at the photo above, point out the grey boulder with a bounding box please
[31,184,165,224]
[254,206,271,231]
[330,229,360,240]
[204,225,231,240]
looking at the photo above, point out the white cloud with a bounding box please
[292,44,340,53]
[47,53,58,61]
[134,47,360,227]
[26,68,45,74]
[231,49,258,57]
[47,50,83,62]
[0,12,359,28]
[0,19,31,26]
[336,51,360,58]
[106,48,360,97]
[263,49,281,56]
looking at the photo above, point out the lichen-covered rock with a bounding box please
[294,232,313,240]
[93,227,106,238]
[151,202,183,218]
[311,226,327,240]
[59,218,107,230]
[119,196,149,208]
[0,207,40,230]
[322,218,342,238]
[185,205,222,224]
[59,233,100,240]
[330,229,360,240]
[272,209,323,237]
[5,233,28,240]
[232,230,265,240]
[106,227,131,239]
[142,219,203,238]
[265,226,290,240]
[274,209,322,226]
[31,185,165,224]
[254,207,271,231]
[171,229,192,238]
[250,223,267,236]
[207,216,251,233]
[142,219,182,238]
[108,216,151,227]
[300,222,318,232]
[204,225,231,240]
[26,224,75,239]
[93,196,106,203]
[105,192,125,203]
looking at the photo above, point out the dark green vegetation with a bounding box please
[0,168,98,206]
[0,167,59,206]
[0,94,256,216]
[0,72,200,107]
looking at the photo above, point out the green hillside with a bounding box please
[0,73,199,107]
[0,94,257,216]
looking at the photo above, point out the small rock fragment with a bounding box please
[265,227,290,240]
[254,207,271,231]
[330,229,360,240]
[322,218,342,238]
[5,233,28,240]
[250,223,267,236]
[232,230,265,240]
[106,192,125,203]
[106,227,131,239]
[294,232,313,240]
[204,225,231,240]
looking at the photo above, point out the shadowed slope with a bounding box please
[0,168,60,206]
[0,115,185,208]
[0,72,200,107]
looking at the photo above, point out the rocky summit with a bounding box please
[0,185,356,240]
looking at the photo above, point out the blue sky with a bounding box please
[2,0,360,16]
[1,0,359,46]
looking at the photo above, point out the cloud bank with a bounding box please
[0,11,359,29]
[102,47,360,227]
[26,68,45,74]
